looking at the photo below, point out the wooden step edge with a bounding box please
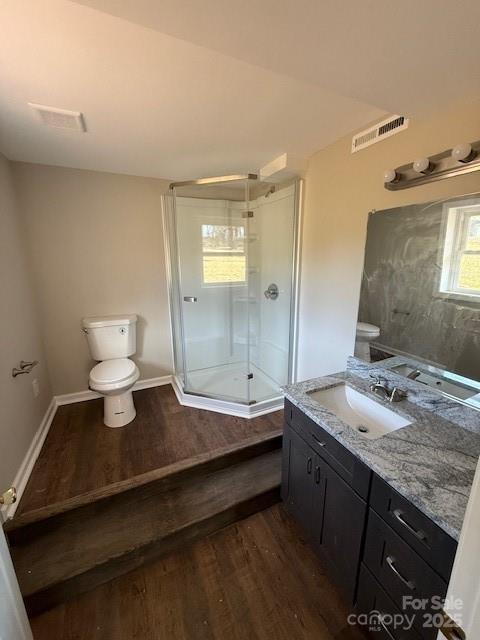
[25,487,280,617]
[16,451,282,592]
[7,430,282,532]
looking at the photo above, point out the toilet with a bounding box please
[354,321,380,362]
[82,314,140,428]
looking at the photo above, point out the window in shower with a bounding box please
[201,223,246,285]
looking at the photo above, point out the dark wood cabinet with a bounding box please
[363,510,448,640]
[314,458,367,602]
[282,400,458,640]
[282,424,315,538]
[370,475,456,582]
[282,422,368,603]
[357,565,423,640]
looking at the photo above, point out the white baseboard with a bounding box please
[55,375,173,406]
[2,397,57,521]
[134,375,172,391]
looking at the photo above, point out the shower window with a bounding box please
[201,223,246,285]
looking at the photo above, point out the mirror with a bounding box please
[356,192,480,406]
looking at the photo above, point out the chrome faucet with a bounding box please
[369,377,407,403]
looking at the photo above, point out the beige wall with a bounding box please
[0,154,52,495]
[13,164,173,395]
[298,98,480,380]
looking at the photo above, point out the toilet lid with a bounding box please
[90,358,136,384]
[356,322,380,336]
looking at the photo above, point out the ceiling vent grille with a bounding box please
[28,103,86,132]
[351,115,408,153]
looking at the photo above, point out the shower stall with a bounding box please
[163,173,302,416]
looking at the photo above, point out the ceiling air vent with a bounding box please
[28,103,86,132]
[351,115,408,153]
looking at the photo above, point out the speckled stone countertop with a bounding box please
[283,358,480,540]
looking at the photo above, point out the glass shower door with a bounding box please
[247,181,297,403]
[172,179,252,404]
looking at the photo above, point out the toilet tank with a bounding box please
[82,314,137,361]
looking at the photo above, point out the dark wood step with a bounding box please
[6,429,282,533]
[8,449,282,616]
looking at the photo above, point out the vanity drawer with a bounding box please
[357,564,423,640]
[370,475,457,581]
[284,399,371,498]
[364,510,447,639]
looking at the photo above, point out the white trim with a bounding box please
[55,388,102,405]
[171,375,283,419]
[1,398,57,521]
[133,375,172,391]
[55,375,172,406]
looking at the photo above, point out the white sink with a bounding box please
[308,384,411,439]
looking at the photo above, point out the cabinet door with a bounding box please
[313,456,367,604]
[282,424,314,538]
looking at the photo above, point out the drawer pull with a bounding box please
[377,614,396,640]
[307,457,312,474]
[393,508,427,541]
[386,555,415,590]
[311,434,326,447]
[315,466,321,484]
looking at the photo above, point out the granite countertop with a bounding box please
[283,358,480,541]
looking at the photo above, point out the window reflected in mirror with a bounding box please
[357,193,480,407]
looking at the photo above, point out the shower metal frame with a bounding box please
[162,172,303,413]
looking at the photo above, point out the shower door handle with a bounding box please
[183,296,198,302]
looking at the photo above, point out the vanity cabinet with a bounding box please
[282,401,371,603]
[357,477,457,640]
[282,400,458,640]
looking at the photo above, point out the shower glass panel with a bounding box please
[248,180,297,400]
[173,178,251,404]
[167,175,298,407]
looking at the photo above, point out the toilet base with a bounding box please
[104,391,136,428]
[354,341,372,362]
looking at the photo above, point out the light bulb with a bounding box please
[451,143,476,163]
[383,168,398,183]
[412,157,432,174]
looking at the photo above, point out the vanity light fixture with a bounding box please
[412,157,433,174]
[451,142,477,163]
[383,168,399,184]
[384,139,480,190]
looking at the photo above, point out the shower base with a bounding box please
[172,363,284,418]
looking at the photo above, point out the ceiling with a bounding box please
[0,1,479,180]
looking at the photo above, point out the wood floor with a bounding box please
[17,384,283,517]
[30,505,365,640]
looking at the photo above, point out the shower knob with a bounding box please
[264,283,279,300]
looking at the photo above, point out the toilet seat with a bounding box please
[90,358,139,391]
[356,322,380,340]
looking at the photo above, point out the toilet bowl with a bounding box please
[82,314,139,428]
[354,322,380,362]
[89,358,140,427]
